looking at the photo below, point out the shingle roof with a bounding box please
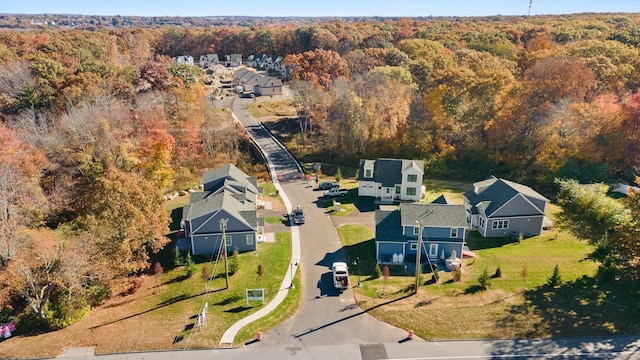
[183,189,255,229]
[431,194,454,204]
[400,203,467,228]
[463,177,548,216]
[357,158,424,186]
[375,208,405,242]
[201,163,258,194]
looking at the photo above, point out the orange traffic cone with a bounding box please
[408,329,413,340]
[257,330,263,341]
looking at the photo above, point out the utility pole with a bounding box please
[415,220,424,294]
[221,218,229,289]
[528,0,533,16]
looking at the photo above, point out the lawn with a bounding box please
[246,100,296,118]
[337,217,640,339]
[0,194,298,359]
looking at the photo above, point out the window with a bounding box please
[365,169,372,178]
[386,188,391,193]
[492,220,509,230]
[406,187,416,196]
[225,235,232,246]
[479,217,485,228]
[395,185,401,194]
[410,243,418,250]
[451,228,458,238]
[407,174,417,182]
[413,226,419,235]
[246,234,254,245]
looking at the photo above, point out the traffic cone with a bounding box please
[257,330,263,341]
[408,329,413,340]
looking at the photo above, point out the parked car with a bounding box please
[240,92,255,98]
[323,188,348,197]
[282,205,305,224]
[318,181,340,190]
[332,262,350,290]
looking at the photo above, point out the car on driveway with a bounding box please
[318,181,340,190]
[282,205,305,224]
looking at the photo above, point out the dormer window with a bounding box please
[365,169,372,178]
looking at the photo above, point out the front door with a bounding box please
[382,187,393,201]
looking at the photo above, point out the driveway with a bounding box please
[330,197,376,230]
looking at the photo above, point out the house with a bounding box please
[180,164,262,255]
[173,55,194,66]
[463,176,549,238]
[254,76,283,96]
[199,54,219,68]
[375,202,468,266]
[358,158,424,202]
[247,54,266,68]
[225,54,243,67]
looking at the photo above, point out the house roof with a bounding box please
[357,158,424,187]
[183,189,255,229]
[399,203,467,228]
[430,194,454,204]
[201,163,258,194]
[463,176,548,216]
[257,76,282,87]
[375,208,405,242]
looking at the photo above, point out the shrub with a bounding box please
[478,267,492,290]
[201,262,211,281]
[85,284,112,307]
[229,248,239,275]
[452,267,462,282]
[373,264,382,279]
[257,263,264,280]
[128,277,145,294]
[174,247,185,267]
[185,252,196,278]
[493,265,502,278]
[433,268,440,283]
[548,264,561,287]
[151,261,164,275]
[335,166,343,182]
[44,293,91,330]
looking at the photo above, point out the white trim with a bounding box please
[450,228,458,238]
[410,243,418,250]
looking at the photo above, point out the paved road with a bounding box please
[232,97,411,348]
[58,336,640,359]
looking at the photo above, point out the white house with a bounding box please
[358,158,424,202]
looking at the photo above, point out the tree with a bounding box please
[547,264,561,287]
[478,267,492,290]
[229,248,239,275]
[201,262,211,281]
[284,48,350,90]
[184,252,195,278]
[521,265,529,290]
[256,263,264,281]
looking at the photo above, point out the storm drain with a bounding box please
[360,343,388,360]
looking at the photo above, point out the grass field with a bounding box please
[336,203,640,340]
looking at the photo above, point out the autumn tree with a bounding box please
[284,48,350,90]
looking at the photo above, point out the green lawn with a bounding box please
[337,218,640,339]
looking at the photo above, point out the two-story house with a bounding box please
[358,158,424,202]
[463,176,549,238]
[180,164,262,256]
[375,202,468,267]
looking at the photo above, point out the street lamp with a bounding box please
[289,259,298,289]
[353,256,361,287]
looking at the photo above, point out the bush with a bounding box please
[128,277,145,294]
[373,264,382,279]
[229,248,239,275]
[44,295,91,330]
[85,284,112,307]
[185,252,196,278]
[335,166,343,182]
[493,266,502,278]
[452,267,462,282]
[257,263,264,280]
[478,267,492,290]
[174,247,185,267]
[151,261,164,275]
[548,264,561,287]
[433,268,440,283]
[201,262,211,281]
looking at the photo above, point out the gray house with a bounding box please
[181,164,262,255]
[463,176,549,238]
[375,202,468,266]
[358,158,425,202]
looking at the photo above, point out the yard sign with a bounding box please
[246,288,265,305]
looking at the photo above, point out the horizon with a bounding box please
[3,0,639,18]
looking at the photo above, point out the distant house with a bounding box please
[173,55,194,66]
[199,54,219,68]
[247,54,266,68]
[463,176,549,238]
[358,158,424,202]
[225,54,243,67]
[180,164,262,255]
[254,76,283,96]
[375,201,468,266]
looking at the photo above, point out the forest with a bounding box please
[1,13,640,330]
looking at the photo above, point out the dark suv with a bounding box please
[318,181,340,190]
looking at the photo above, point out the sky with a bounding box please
[2,0,638,18]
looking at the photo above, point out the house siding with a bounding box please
[484,216,544,238]
[491,194,543,218]
[377,242,405,262]
[401,167,423,201]
[405,241,464,260]
[191,231,256,255]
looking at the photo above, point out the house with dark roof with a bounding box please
[463,176,549,238]
[180,164,262,255]
[375,201,468,266]
[199,54,219,68]
[358,158,424,202]
[254,76,283,96]
[225,54,243,67]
